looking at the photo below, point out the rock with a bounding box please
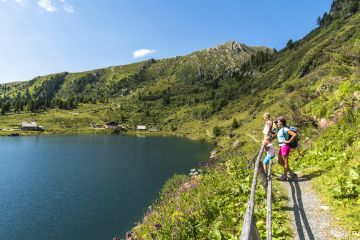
[232,140,243,150]
[125,231,134,240]
[319,205,330,211]
[210,150,218,157]
[319,118,329,130]
[221,41,247,54]
[154,223,162,231]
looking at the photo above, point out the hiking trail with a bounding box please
[281,173,349,240]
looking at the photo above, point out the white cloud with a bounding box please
[3,0,74,13]
[63,4,74,13]
[132,49,156,58]
[60,0,74,13]
[38,0,57,13]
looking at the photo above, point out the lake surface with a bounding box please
[0,135,212,240]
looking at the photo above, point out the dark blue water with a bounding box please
[0,135,212,240]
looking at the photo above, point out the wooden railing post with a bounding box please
[250,219,261,240]
[241,128,273,239]
[266,159,273,240]
[240,144,266,240]
[258,159,268,191]
[251,149,268,192]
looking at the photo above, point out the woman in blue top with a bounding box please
[277,116,297,180]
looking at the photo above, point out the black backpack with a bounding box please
[284,126,299,148]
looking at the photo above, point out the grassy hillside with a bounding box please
[0,41,271,131]
[0,0,359,238]
[128,1,360,238]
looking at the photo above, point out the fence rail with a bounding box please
[240,131,273,240]
[266,159,273,240]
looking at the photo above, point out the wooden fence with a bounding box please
[240,132,273,240]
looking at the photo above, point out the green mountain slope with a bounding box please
[128,1,360,238]
[0,0,359,238]
[0,41,267,101]
[0,41,272,134]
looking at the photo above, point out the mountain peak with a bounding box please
[213,41,249,54]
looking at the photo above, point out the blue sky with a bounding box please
[0,0,332,83]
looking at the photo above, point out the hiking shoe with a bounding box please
[289,172,297,179]
[278,175,287,181]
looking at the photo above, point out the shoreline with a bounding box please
[0,128,218,144]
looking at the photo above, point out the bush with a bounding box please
[331,167,360,199]
[160,174,188,200]
[284,83,295,93]
[212,126,221,137]
[170,124,177,131]
[286,39,295,49]
[232,118,240,129]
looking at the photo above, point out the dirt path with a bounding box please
[281,174,349,240]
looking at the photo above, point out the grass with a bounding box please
[291,113,360,233]
[0,5,359,238]
[0,104,106,135]
[310,163,360,232]
[132,148,293,240]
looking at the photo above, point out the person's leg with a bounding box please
[278,148,284,166]
[277,154,288,180]
[286,151,296,178]
[278,154,287,180]
[277,148,287,180]
[263,155,270,173]
[282,144,293,174]
[283,155,289,176]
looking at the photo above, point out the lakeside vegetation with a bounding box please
[0,0,359,238]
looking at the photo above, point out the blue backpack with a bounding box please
[284,126,299,148]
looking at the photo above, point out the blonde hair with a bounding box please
[264,112,270,119]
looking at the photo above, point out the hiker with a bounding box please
[263,136,275,174]
[271,119,279,137]
[263,112,273,138]
[276,116,297,180]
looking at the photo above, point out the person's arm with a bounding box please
[271,127,277,135]
[283,130,297,144]
[264,143,269,150]
[267,121,273,134]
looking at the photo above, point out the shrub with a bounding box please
[212,126,221,137]
[286,39,295,49]
[284,83,295,93]
[232,118,240,129]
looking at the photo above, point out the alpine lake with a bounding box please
[0,135,213,239]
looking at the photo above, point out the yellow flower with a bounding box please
[172,210,184,223]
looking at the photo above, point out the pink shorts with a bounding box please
[279,144,291,156]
